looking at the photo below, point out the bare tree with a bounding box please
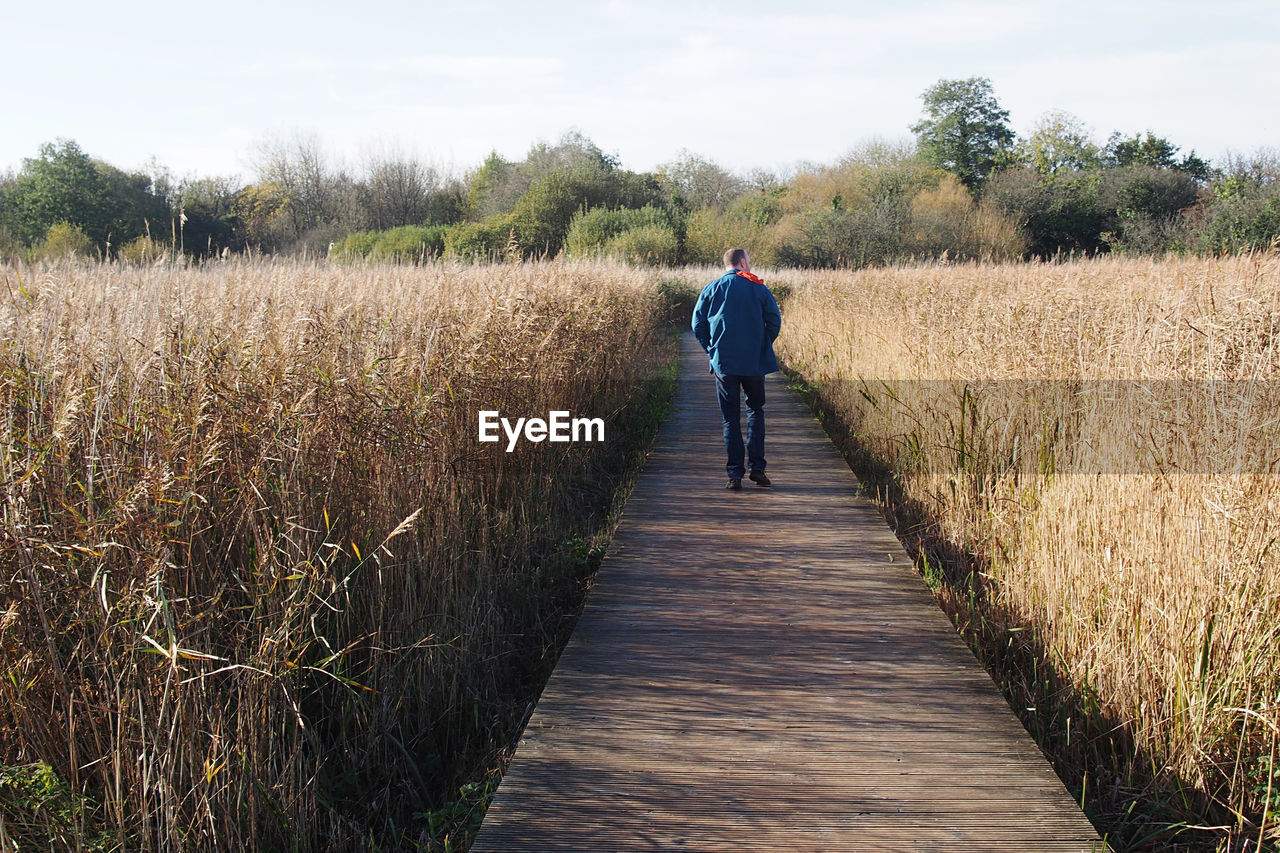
[361,147,438,229]
[657,150,745,210]
[251,132,341,243]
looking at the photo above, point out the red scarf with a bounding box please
[735,270,765,285]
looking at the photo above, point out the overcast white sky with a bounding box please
[3,0,1276,182]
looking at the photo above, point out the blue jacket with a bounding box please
[692,269,782,376]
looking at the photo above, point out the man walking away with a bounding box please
[691,248,782,490]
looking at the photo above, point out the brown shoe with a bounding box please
[725,478,742,490]
[749,470,772,487]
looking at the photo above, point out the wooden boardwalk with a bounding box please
[471,333,1107,852]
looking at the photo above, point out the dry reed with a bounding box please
[776,255,1280,851]
[0,257,675,851]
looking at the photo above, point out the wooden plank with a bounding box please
[471,333,1108,852]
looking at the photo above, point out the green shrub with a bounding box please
[1106,213,1189,255]
[330,229,380,261]
[564,205,672,258]
[331,225,450,264]
[726,190,783,228]
[1100,165,1199,225]
[773,195,911,269]
[443,216,516,261]
[34,221,93,259]
[370,224,447,263]
[506,170,599,257]
[603,223,680,266]
[986,167,1109,256]
[773,209,858,267]
[119,235,167,264]
[1188,177,1280,254]
[0,762,115,851]
[656,276,700,319]
[683,207,777,266]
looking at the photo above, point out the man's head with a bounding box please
[724,247,751,271]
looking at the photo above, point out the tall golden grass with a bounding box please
[0,257,675,851]
[776,255,1280,851]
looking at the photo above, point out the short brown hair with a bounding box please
[723,247,748,268]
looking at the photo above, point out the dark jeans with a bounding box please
[715,373,766,479]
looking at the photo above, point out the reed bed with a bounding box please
[776,255,1280,851]
[0,257,676,851]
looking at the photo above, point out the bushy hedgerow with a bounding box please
[33,222,94,260]
[1186,175,1280,254]
[443,216,518,261]
[603,223,680,266]
[370,224,448,262]
[684,206,778,266]
[330,225,448,263]
[330,229,379,260]
[564,205,673,258]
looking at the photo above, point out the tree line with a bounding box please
[2,78,1277,267]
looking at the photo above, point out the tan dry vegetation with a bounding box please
[0,257,674,851]
[776,255,1280,850]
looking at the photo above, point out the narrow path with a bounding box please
[471,333,1106,851]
